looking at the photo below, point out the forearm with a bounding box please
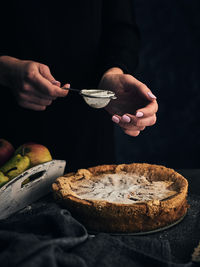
[0,56,21,87]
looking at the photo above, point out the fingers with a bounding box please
[22,83,57,100]
[31,74,68,98]
[39,65,62,88]
[135,100,158,118]
[17,100,47,111]
[39,64,56,82]
[16,90,53,111]
[123,129,141,137]
[25,64,68,98]
[112,113,156,128]
[111,76,158,137]
[124,74,157,102]
[20,79,71,110]
[112,115,142,137]
[11,61,71,111]
[137,82,157,102]
[61,83,70,92]
[18,92,53,107]
[19,80,70,111]
[112,113,157,137]
[51,80,61,87]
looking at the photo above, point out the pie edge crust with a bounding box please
[52,163,189,233]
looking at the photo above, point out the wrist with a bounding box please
[0,56,21,87]
[102,67,124,78]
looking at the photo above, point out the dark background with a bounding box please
[115,0,200,169]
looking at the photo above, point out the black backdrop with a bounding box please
[115,0,200,169]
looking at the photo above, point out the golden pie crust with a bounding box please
[52,163,189,233]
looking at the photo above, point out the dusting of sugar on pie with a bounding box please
[71,173,177,204]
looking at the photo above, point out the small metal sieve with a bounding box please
[63,87,117,108]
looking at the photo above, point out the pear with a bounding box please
[0,171,9,188]
[0,154,30,180]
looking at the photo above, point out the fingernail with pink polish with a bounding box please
[65,84,71,88]
[52,80,61,86]
[147,92,157,99]
[112,116,120,124]
[62,84,71,90]
[122,115,131,123]
[136,111,144,118]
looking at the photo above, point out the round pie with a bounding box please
[52,163,189,233]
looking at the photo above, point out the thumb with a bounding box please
[128,75,157,101]
[38,64,61,86]
[62,83,70,89]
[61,83,70,92]
[146,91,157,101]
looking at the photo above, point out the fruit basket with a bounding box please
[0,160,66,220]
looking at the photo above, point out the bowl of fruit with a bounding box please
[0,139,66,220]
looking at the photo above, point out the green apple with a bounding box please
[0,154,30,180]
[0,139,15,167]
[15,143,52,167]
[0,171,9,188]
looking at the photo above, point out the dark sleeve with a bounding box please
[99,0,140,75]
[0,3,15,58]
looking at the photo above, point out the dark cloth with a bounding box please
[0,194,199,267]
[0,0,139,171]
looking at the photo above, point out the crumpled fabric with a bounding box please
[0,202,88,267]
[0,195,199,267]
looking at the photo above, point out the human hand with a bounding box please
[98,68,158,136]
[0,56,69,111]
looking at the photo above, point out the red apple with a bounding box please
[0,139,15,167]
[15,142,52,167]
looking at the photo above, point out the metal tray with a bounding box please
[0,160,66,220]
[88,214,186,236]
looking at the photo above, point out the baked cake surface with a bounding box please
[52,163,189,233]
